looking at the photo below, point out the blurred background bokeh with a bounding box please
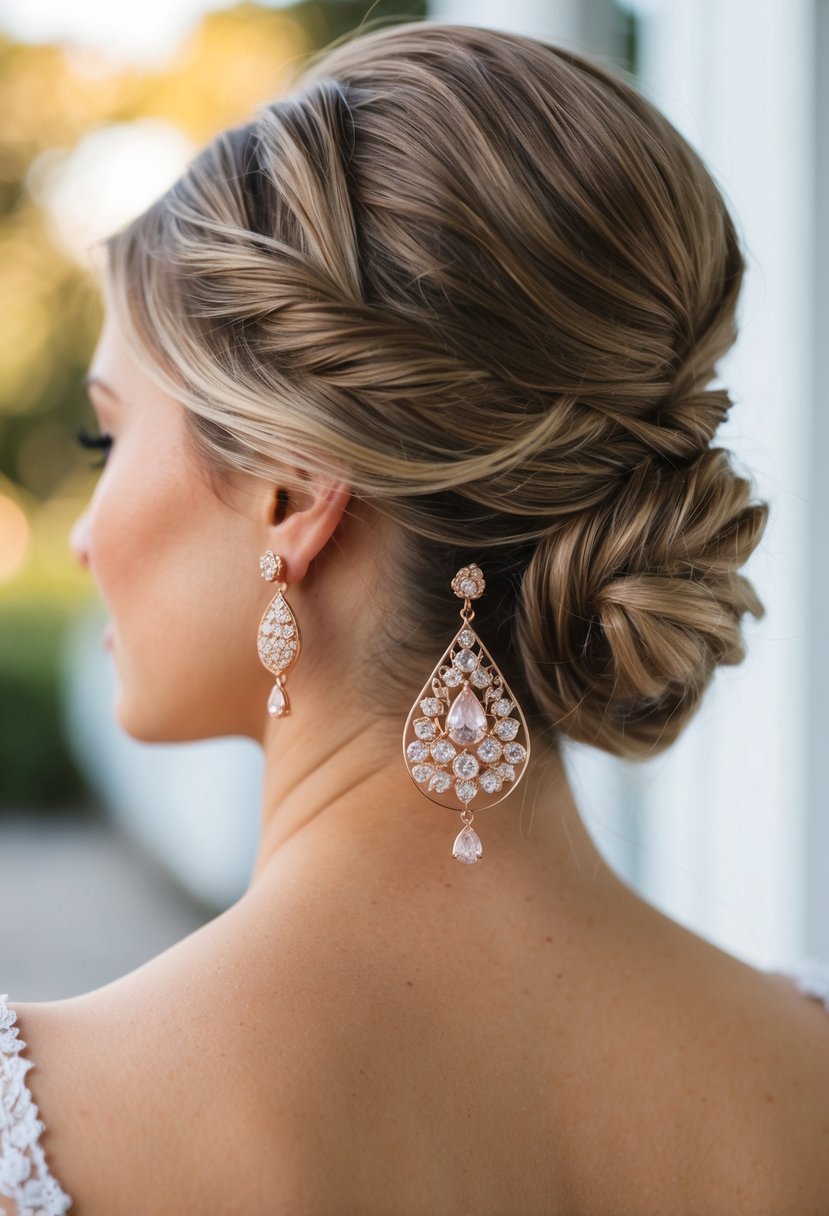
[1,0,825,1001]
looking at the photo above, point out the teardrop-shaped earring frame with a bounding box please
[257,549,301,717]
[401,564,531,863]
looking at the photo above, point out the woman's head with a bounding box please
[79,20,768,757]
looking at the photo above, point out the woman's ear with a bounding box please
[259,472,353,582]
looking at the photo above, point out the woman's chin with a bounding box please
[108,661,268,742]
[113,699,159,743]
[111,686,177,744]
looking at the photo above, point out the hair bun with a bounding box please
[515,447,769,758]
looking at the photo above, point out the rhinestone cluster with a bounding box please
[405,625,528,806]
[259,550,281,582]
[257,592,298,675]
[451,563,485,600]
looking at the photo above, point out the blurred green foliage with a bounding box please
[0,599,86,805]
[0,0,425,810]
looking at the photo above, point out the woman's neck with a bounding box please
[249,709,614,900]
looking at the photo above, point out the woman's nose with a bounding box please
[69,511,91,570]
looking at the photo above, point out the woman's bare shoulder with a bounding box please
[294,860,829,1215]
[4,896,344,1214]
[583,897,829,1213]
[240,862,829,1214]
[8,870,829,1216]
[245,853,829,1214]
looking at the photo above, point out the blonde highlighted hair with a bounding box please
[99,20,768,758]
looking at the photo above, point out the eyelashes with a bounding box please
[76,424,113,469]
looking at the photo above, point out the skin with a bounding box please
[5,303,827,1214]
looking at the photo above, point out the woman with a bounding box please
[2,20,828,1214]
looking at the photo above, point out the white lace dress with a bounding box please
[2,960,829,1214]
[0,997,71,1215]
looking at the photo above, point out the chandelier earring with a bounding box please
[256,549,301,718]
[401,563,531,865]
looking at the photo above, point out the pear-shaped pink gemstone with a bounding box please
[453,824,483,864]
[445,684,487,745]
[267,682,289,717]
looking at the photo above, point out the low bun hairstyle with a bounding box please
[100,20,769,760]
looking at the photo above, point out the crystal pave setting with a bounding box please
[401,563,531,865]
[257,550,301,717]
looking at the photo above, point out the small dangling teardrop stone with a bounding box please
[268,682,289,717]
[452,824,483,864]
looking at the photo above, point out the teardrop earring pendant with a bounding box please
[401,563,531,865]
[257,549,301,717]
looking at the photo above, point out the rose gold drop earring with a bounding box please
[402,563,531,865]
[257,549,301,717]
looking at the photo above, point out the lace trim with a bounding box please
[0,995,72,1215]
